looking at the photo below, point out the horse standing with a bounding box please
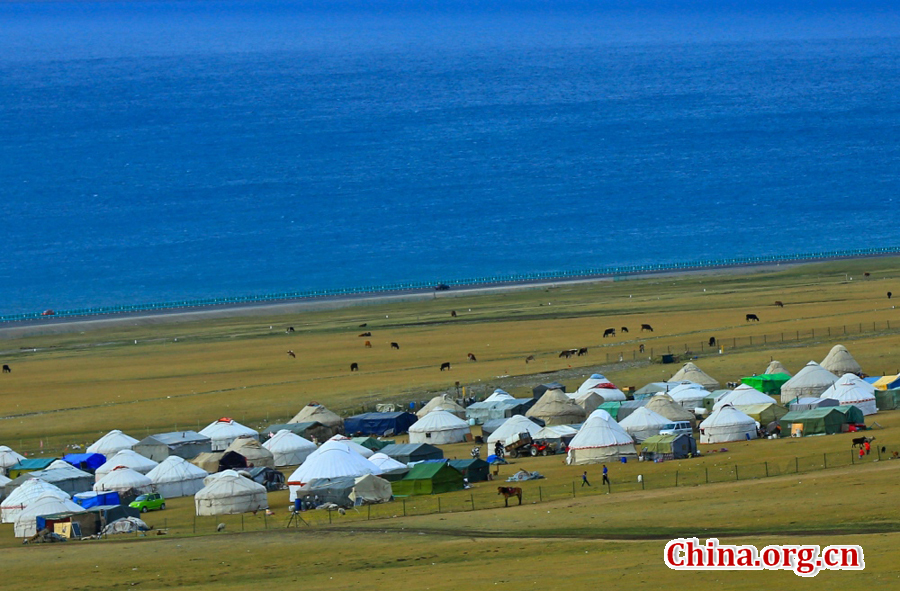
[497,486,522,507]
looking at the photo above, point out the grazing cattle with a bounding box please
[641,324,653,332]
[746,313,760,322]
[852,436,874,448]
[620,326,629,334]
[708,337,716,347]
[286,326,295,333]
[639,344,645,353]
[577,347,588,356]
[467,353,477,362]
[525,355,535,363]
[390,342,400,350]
[2,364,10,373]
[559,350,571,359]
[350,362,359,372]
[497,486,523,507]
[359,332,372,337]
[358,323,367,328]
[774,301,784,308]
[364,341,372,348]
[287,350,296,358]
[889,292,893,300]
[603,328,616,338]
[450,310,457,317]
[864,272,871,278]
[440,362,451,371]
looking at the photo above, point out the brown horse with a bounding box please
[497,486,522,507]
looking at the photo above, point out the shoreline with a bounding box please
[0,255,879,340]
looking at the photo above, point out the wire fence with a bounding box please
[183,442,899,534]
[4,247,898,323]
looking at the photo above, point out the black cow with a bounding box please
[620,326,629,333]
[889,292,893,300]
[577,347,588,356]
[440,362,451,371]
[350,362,359,372]
[391,342,400,350]
[603,328,616,338]
[641,324,654,332]
[708,337,716,347]
[639,344,645,353]
[450,310,457,317]
[358,323,368,328]
[525,355,535,363]
[467,353,477,362]
[559,350,572,359]
[286,326,295,333]
[746,314,760,322]
[2,364,10,374]
[359,331,372,337]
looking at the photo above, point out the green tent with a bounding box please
[736,402,788,425]
[597,402,622,421]
[703,391,730,413]
[779,408,848,436]
[741,374,791,397]
[391,462,464,496]
[831,405,865,425]
[447,459,490,483]
[640,434,696,460]
[875,389,900,411]
[351,437,394,452]
[8,458,57,479]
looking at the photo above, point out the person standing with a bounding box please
[864,440,871,455]
[581,471,590,486]
[602,464,609,485]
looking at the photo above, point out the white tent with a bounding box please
[348,474,392,505]
[408,410,471,444]
[316,435,374,459]
[0,473,10,495]
[644,393,698,427]
[289,404,344,433]
[286,441,380,498]
[618,407,671,443]
[668,383,708,410]
[534,424,579,441]
[485,415,543,447]
[484,389,514,403]
[24,463,93,496]
[527,389,587,426]
[566,409,637,465]
[1,479,69,524]
[194,471,268,516]
[262,430,317,467]
[367,453,408,474]
[779,361,839,404]
[820,344,863,376]
[95,449,159,480]
[820,374,878,415]
[574,374,627,402]
[146,456,208,498]
[86,430,139,457]
[572,391,604,415]
[765,360,792,376]
[713,384,776,410]
[14,493,85,538]
[416,394,466,419]
[0,446,26,475]
[699,406,757,444]
[200,418,259,451]
[670,362,720,389]
[93,467,154,496]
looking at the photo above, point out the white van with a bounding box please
[658,421,693,436]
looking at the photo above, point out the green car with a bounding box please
[129,493,166,513]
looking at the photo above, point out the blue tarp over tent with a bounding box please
[73,491,120,508]
[64,453,106,473]
[344,412,417,436]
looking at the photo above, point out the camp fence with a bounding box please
[185,445,900,534]
[3,246,898,323]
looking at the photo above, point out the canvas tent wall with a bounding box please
[199,418,259,452]
[344,412,417,437]
[146,456,208,498]
[9,464,93,497]
[634,381,697,399]
[262,430,317,466]
[820,374,878,415]
[447,459,490,482]
[640,434,696,461]
[289,404,344,436]
[875,389,900,411]
[741,374,791,398]
[0,473,11,501]
[485,415,543,447]
[789,397,839,412]
[779,362,838,404]
[832,405,865,426]
[245,467,285,491]
[574,374,627,402]
[321,435,375,458]
[670,362,719,390]
[86,430,139,457]
[465,398,535,424]
[698,406,757,444]
[285,441,380,497]
[416,394,466,419]
[1,479,70,524]
[348,474,392,505]
[618,407,670,443]
[526,389,587,426]
[596,401,623,420]
[260,421,332,444]
[14,493,85,538]
[7,458,56,479]
[409,410,471,444]
[194,472,268,516]
[820,344,863,375]
[667,383,708,410]
[224,436,276,469]
[779,408,848,436]
[391,462,464,496]
[95,450,159,480]
[734,402,788,425]
[0,446,26,476]
[191,452,225,473]
[572,391,604,415]
[533,382,566,399]
[378,443,444,464]
[92,467,154,501]
[765,360,792,376]
[367,453,409,481]
[350,437,394,452]
[133,431,212,462]
[566,409,637,465]
[644,394,697,427]
[703,390,730,413]
[714,384,776,410]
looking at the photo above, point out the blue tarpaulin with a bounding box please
[73,491,120,508]
[343,412,417,436]
[63,453,106,473]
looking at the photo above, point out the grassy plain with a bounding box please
[1,258,900,589]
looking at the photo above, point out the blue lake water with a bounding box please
[1,1,899,314]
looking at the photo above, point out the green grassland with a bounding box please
[1,258,900,589]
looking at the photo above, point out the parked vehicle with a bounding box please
[658,421,693,436]
[129,493,166,513]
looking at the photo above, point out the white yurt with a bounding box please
[765,360,792,376]
[262,430,317,467]
[668,383,708,410]
[713,384,775,410]
[93,467,154,496]
[566,409,637,465]
[14,493,85,538]
[670,362,720,390]
[367,453,409,477]
[485,415,543,447]
[0,473,10,498]
[572,391,604,416]
[27,462,94,496]
[618,407,671,443]
[574,374,627,402]
[820,344,863,376]
[289,404,344,434]
[194,471,268,516]
[286,441,380,497]
[1,479,69,523]
[416,394,466,419]
[533,424,579,441]
[699,405,757,444]
[200,418,259,452]
[146,456,208,498]
[317,435,374,459]
[408,410,471,444]
[95,449,159,481]
[645,393,698,427]
[348,473,393,505]
[820,374,878,415]
[526,389,587,426]
[86,429,139,457]
[484,389,515,403]
[223,436,275,469]
[0,446,26,475]
[779,361,839,404]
